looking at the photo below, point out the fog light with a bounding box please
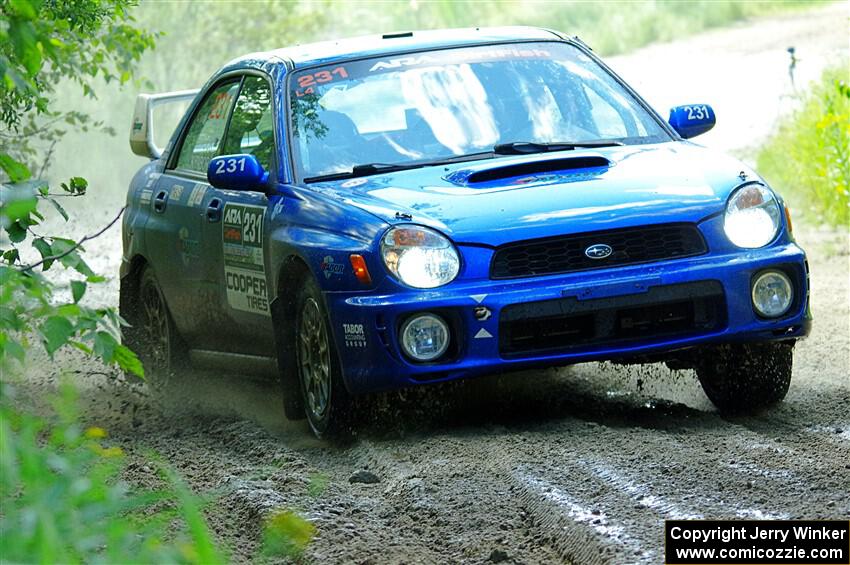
[400,314,449,362]
[752,270,793,318]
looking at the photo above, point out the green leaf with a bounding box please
[31,237,53,271]
[5,221,27,243]
[40,316,75,355]
[0,154,32,183]
[114,344,144,378]
[69,177,88,194]
[48,197,69,221]
[67,340,92,355]
[93,330,116,362]
[55,304,81,318]
[8,0,38,19]
[2,249,20,264]
[262,510,316,558]
[0,194,37,222]
[8,19,41,76]
[2,337,26,362]
[70,280,86,303]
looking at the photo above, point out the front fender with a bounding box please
[266,188,389,294]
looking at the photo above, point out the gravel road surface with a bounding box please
[15,4,849,564]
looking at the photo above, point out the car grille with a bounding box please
[490,223,707,279]
[499,281,726,357]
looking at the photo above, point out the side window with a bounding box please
[222,76,275,171]
[175,81,240,172]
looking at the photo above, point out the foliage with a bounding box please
[0,0,153,377]
[0,381,225,564]
[262,509,317,559]
[0,0,155,172]
[757,65,850,227]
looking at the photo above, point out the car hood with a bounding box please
[305,142,754,247]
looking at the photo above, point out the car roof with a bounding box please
[224,26,567,72]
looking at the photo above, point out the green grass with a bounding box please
[0,381,227,564]
[757,64,850,228]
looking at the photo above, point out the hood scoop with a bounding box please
[446,154,611,186]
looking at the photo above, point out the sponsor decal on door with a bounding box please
[222,203,270,316]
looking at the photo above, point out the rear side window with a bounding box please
[175,81,240,172]
[222,76,275,171]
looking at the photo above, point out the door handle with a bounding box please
[153,190,168,213]
[206,197,222,222]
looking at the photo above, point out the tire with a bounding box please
[695,342,793,413]
[122,265,185,394]
[295,277,353,439]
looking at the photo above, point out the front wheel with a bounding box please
[295,278,353,439]
[695,342,793,413]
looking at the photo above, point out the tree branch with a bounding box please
[19,207,125,272]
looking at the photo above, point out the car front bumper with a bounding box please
[326,241,811,395]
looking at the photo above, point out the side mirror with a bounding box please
[668,104,716,139]
[207,154,269,191]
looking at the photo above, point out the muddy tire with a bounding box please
[122,265,185,394]
[696,342,793,413]
[295,277,353,439]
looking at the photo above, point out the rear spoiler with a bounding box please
[129,89,199,159]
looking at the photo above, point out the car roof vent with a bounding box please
[382,31,413,39]
[462,155,610,185]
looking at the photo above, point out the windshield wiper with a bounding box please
[303,151,496,183]
[493,140,624,155]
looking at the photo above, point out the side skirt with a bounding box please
[188,349,278,378]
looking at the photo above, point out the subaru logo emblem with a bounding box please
[585,243,613,259]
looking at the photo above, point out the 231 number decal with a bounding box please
[684,105,711,121]
[214,157,246,175]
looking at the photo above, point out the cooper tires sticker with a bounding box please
[223,203,270,316]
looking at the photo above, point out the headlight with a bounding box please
[724,183,781,248]
[381,225,459,288]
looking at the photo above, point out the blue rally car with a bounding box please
[122,28,811,438]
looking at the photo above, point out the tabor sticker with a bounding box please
[223,203,269,316]
[320,256,344,279]
[187,183,208,207]
[170,184,185,201]
[343,323,366,348]
[139,189,153,205]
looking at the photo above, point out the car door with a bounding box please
[199,74,277,356]
[147,79,241,347]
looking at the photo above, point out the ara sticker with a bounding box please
[222,203,270,316]
[170,184,185,201]
[139,189,153,206]
[320,256,344,279]
[342,323,367,348]
[187,183,207,207]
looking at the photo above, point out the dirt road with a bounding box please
[18,4,850,564]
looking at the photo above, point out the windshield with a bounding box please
[288,41,670,180]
